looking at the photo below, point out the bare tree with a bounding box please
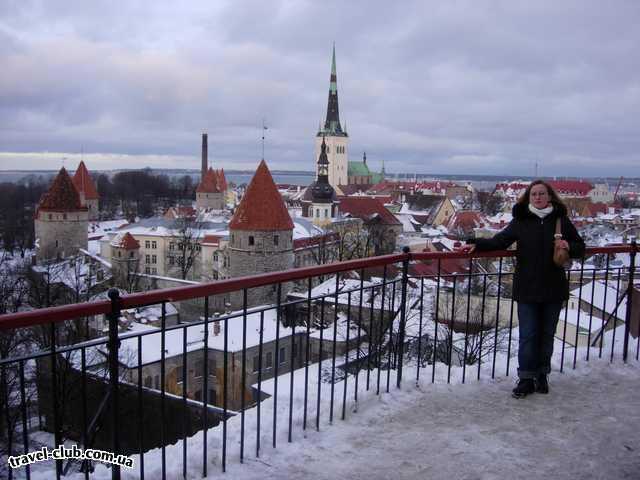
[168,216,204,280]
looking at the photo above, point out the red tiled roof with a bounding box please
[494,182,530,192]
[337,196,401,225]
[229,160,294,231]
[547,180,594,196]
[118,232,140,250]
[72,161,99,200]
[585,202,608,216]
[197,168,220,193]
[37,167,88,212]
[202,234,222,246]
[293,233,340,250]
[217,168,227,191]
[448,211,485,232]
[411,258,470,276]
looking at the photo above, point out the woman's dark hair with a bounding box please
[517,179,566,209]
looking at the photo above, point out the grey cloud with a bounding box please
[0,0,639,176]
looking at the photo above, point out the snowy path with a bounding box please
[223,360,640,480]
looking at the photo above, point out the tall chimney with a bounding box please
[201,133,208,179]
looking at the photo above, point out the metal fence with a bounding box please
[0,244,637,479]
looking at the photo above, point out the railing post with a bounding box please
[623,240,637,363]
[396,246,411,388]
[107,288,121,480]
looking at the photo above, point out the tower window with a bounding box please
[248,236,255,246]
[274,235,279,246]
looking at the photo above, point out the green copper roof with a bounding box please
[348,161,372,177]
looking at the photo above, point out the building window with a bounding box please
[152,241,157,249]
[151,254,157,264]
[169,242,175,250]
[249,236,254,246]
[253,355,260,373]
[118,251,122,258]
[145,254,150,264]
[145,241,150,249]
[324,209,328,218]
[274,235,279,246]
[213,253,218,262]
[145,376,152,388]
[151,267,157,275]
[154,375,160,389]
[145,267,151,274]
[169,257,174,265]
[279,347,286,365]
[129,252,134,258]
[266,352,273,369]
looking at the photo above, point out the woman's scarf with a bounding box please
[528,203,554,219]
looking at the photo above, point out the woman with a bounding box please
[460,180,585,398]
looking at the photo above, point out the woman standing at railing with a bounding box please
[458,180,585,398]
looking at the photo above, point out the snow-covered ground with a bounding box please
[22,326,638,480]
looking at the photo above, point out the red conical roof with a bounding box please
[196,167,220,193]
[217,168,228,191]
[229,160,294,231]
[117,232,140,250]
[72,161,99,200]
[38,167,87,212]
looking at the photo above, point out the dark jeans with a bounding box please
[516,302,563,379]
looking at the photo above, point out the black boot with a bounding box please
[512,379,535,399]
[535,374,549,394]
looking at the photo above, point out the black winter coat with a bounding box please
[469,202,585,303]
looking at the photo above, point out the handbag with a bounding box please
[553,218,570,268]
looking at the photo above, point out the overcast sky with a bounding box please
[1,1,639,177]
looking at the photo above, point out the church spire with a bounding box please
[311,136,334,203]
[323,43,345,136]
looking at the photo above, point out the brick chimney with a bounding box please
[201,133,208,180]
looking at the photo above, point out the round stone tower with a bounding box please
[228,160,294,309]
[196,167,224,210]
[34,167,89,263]
[110,232,141,290]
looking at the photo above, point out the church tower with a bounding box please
[315,44,348,188]
[304,136,337,226]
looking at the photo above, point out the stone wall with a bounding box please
[35,210,88,262]
[196,192,224,210]
[228,229,294,309]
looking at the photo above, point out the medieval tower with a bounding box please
[110,231,141,290]
[72,161,100,220]
[34,167,89,263]
[315,45,348,188]
[196,167,225,210]
[228,160,294,309]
